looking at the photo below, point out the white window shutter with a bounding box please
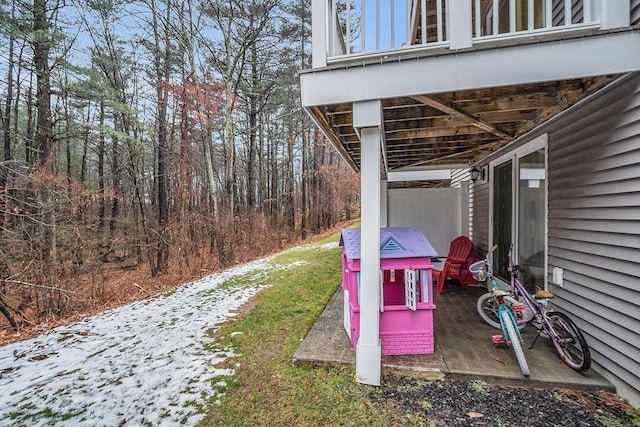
[404,269,417,311]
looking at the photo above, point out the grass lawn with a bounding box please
[197,234,400,426]
[196,232,640,427]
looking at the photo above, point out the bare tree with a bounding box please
[0,0,360,329]
[147,0,172,273]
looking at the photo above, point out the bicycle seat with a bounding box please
[534,289,554,299]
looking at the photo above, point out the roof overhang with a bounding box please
[300,30,639,182]
[300,30,640,108]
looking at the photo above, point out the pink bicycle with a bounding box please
[474,246,591,373]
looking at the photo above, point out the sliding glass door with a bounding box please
[491,136,547,288]
[517,149,546,289]
[492,161,513,282]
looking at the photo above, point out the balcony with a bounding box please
[302,0,639,177]
[317,0,638,66]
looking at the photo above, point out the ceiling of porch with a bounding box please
[307,74,620,186]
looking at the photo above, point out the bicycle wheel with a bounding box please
[477,293,501,329]
[478,293,529,330]
[547,311,591,372]
[501,310,530,376]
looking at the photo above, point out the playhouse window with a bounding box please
[357,268,431,308]
[381,269,431,309]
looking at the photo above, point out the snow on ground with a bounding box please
[0,247,327,427]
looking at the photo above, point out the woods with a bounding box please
[0,0,359,331]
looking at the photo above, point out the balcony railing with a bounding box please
[315,0,632,66]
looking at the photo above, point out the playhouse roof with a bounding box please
[339,227,438,260]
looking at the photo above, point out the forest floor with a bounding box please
[0,221,351,347]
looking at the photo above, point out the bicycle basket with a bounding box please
[469,260,487,281]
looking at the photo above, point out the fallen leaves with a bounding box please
[493,356,507,365]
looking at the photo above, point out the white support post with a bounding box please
[312,0,328,68]
[380,180,388,228]
[357,127,382,386]
[449,0,472,49]
[353,100,383,386]
[599,0,630,29]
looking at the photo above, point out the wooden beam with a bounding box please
[309,106,359,172]
[404,139,505,168]
[385,125,487,140]
[411,94,514,141]
[515,75,617,138]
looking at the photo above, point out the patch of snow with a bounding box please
[315,241,339,250]
[0,255,292,426]
[282,240,338,253]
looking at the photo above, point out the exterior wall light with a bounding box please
[470,166,485,183]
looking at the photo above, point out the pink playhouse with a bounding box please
[339,227,438,355]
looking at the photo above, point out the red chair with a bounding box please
[437,236,477,294]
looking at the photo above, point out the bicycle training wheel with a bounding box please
[501,310,530,376]
[547,311,591,372]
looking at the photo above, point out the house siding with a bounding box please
[471,73,640,396]
[633,0,640,25]
[470,181,490,254]
[451,169,473,239]
[546,73,640,395]
[450,169,469,187]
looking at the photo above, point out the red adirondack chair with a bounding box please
[437,236,478,294]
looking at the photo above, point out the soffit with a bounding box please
[309,74,619,178]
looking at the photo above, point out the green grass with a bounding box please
[470,379,490,396]
[626,407,640,427]
[197,235,399,426]
[195,229,635,427]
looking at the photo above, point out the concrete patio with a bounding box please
[293,282,613,391]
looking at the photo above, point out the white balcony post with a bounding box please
[380,180,388,228]
[353,100,383,386]
[312,0,328,68]
[449,0,472,49]
[598,0,630,29]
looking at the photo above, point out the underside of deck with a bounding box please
[300,27,640,184]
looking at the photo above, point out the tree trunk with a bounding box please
[33,0,58,314]
[1,3,15,237]
[79,101,90,186]
[153,2,170,273]
[223,95,236,218]
[34,0,53,170]
[109,127,120,239]
[286,121,295,229]
[247,44,259,211]
[202,127,218,217]
[98,100,106,238]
